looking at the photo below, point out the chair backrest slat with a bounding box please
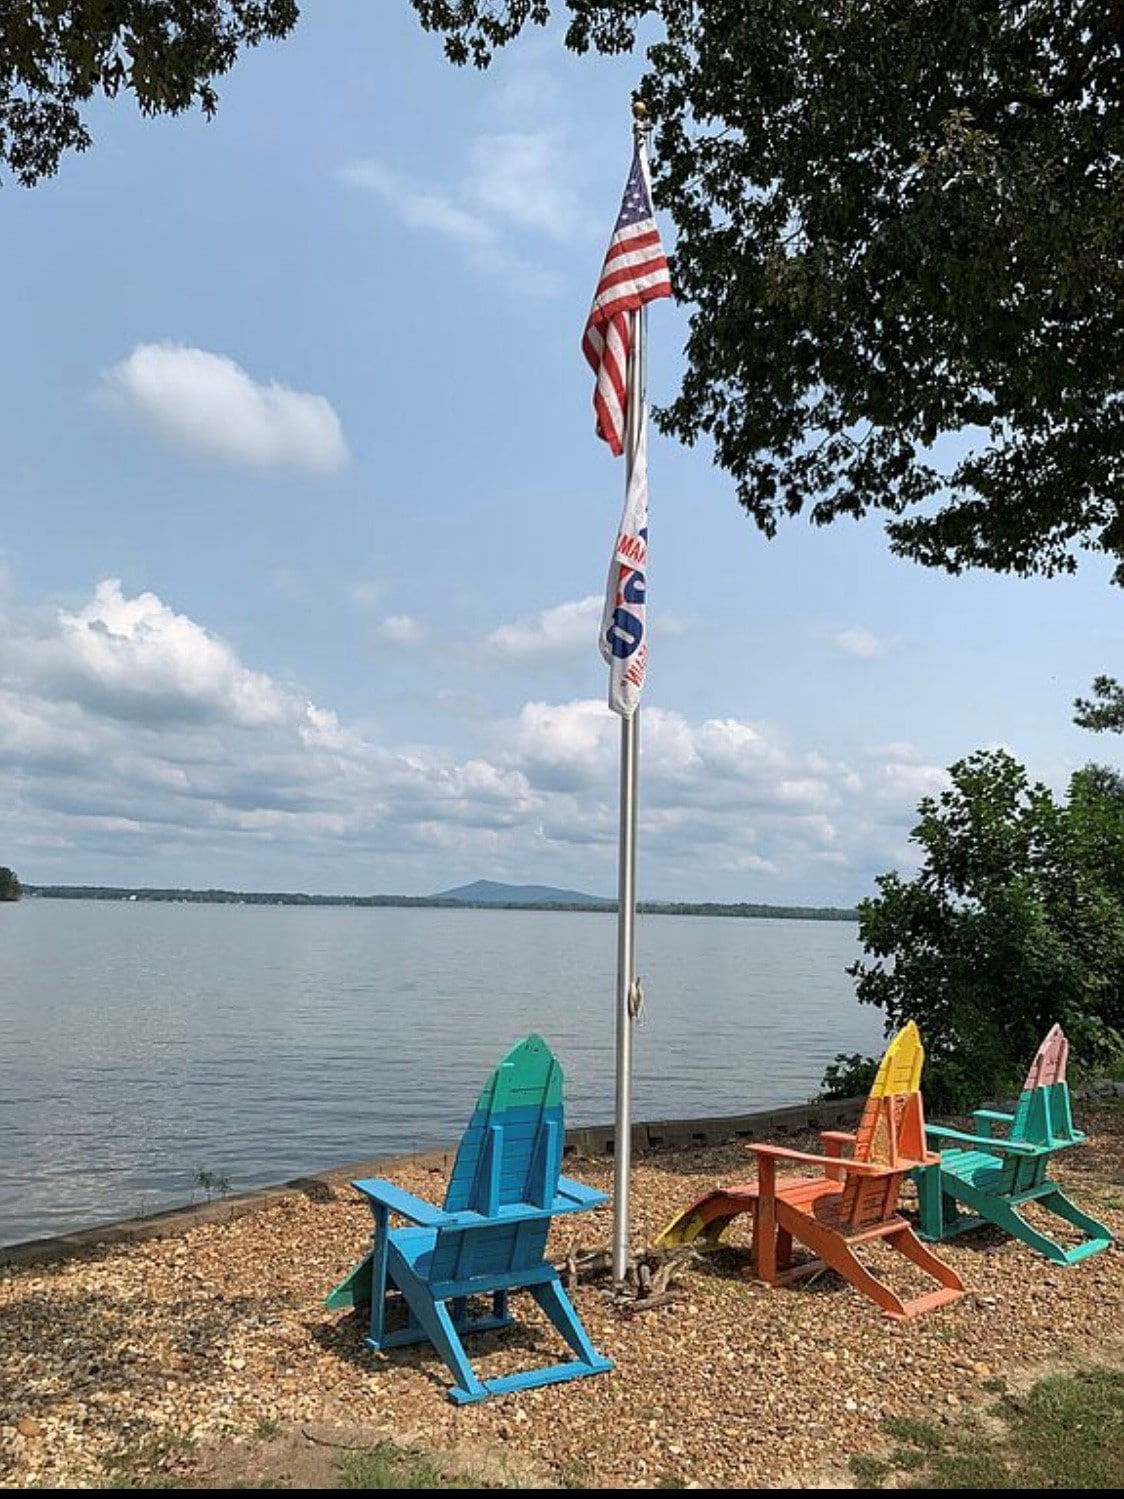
[436,1035,566,1280]
[841,1022,929,1227]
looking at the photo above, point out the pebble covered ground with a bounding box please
[2,1101,1122,1489]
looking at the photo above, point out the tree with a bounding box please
[0,1,299,186]
[412,2,1124,583]
[1075,675,1124,734]
[0,866,22,901]
[832,749,1124,1110]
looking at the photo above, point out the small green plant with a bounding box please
[850,1365,1124,1489]
[882,1416,945,1451]
[848,1453,891,1487]
[338,1441,471,1490]
[103,1432,196,1488]
[193,1165,232,1201]
[559,1456,592,1489]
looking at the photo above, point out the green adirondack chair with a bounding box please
[912,1024,1113,1265]
[325,1034,613,1404]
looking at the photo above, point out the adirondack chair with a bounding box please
[325,1033,613,1404]
[912,1024,1113,1265]
[655,1022,965,1319]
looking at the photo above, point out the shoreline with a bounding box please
[8,1081,1122,1270]
[2,1095,1121,1488]
[1,1094,868,1268]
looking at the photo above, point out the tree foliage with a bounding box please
[0,1,300,186]
[835,749,1124,1109]
[412,1,1124,583]
[0,865,22,900]
[1075,674,1124,734]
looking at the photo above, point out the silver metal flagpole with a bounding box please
[611,102,651,1286]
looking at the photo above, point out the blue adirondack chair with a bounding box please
[912,1024,1113,1265]
[326,1033,613,1404]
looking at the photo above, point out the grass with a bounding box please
[849,1367,1124,1489]
[103,1432,197,1489]
[337,1441,480,1490]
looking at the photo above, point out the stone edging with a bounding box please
[8,1083,1119,1270]
[1,1094,868,1269]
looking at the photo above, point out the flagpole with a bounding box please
[611,103,651,1286]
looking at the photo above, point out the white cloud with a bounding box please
[97,343,348,473]
[487,596,601,658]
[834,626,889,658]
[338,139,574,298]
[3,579,296,728]
[377,614,423,646]
[350,580,383,610]
[0,581,965,902]
[465,132,584,242]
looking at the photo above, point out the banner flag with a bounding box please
[599,422,648,717]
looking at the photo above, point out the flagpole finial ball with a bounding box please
[631,98,648,122]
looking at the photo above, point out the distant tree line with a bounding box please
[0,866,22,902]
[22,885,858,921]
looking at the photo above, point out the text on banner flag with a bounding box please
[600,423,649,717]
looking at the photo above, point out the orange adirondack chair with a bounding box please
[656,1022,965,1320]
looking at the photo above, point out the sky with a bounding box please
[0,4,1118,906]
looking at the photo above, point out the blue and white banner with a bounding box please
[599,420,648,718]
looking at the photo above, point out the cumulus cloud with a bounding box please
[0,581,955,901]
[487,596,601,659]
[350,580,384,610]
[97,343,348,473]
[377,614,423,646]
[834,626,889,658]
[3,579,296,728]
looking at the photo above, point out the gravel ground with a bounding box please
[3,1102,1122,1489]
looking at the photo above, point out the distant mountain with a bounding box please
[430,879,612,907]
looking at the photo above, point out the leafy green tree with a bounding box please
[412,1,1124,584]
[830,750,1124,1110]
[1075,675,1124,734]
[0,1,299,186]
[0,866,23,901]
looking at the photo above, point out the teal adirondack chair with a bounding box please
[326,1034,613,1404]
[913,1024,1112,1265]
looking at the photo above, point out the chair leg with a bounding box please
[367,1212,392,1348]
[528,1276,611,1369]
[770,1206,963,1320]
[383,1252,489,1404]
[912,1164,947,1241]
[1035,1187,1113,1264]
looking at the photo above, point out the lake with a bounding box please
[0,899,883,1247]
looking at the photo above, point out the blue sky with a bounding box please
[0,5,1117,904]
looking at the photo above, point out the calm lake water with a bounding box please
[0,899,882,1247]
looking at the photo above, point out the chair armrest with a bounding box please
[750,1143,904,1178]
[924,1124,1039,1156]
[556,1175,610,1211]
[349,1177,456,1226]
[971,1108,1014,1137]
[819,1130,857,1149]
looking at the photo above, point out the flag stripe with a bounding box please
[586,137,670,715]
[582,141,672,457]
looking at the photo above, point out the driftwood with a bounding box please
[558,1241,704,1314]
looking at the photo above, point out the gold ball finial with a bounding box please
[632,97,648,122]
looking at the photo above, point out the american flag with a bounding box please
[582,141,672,457]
